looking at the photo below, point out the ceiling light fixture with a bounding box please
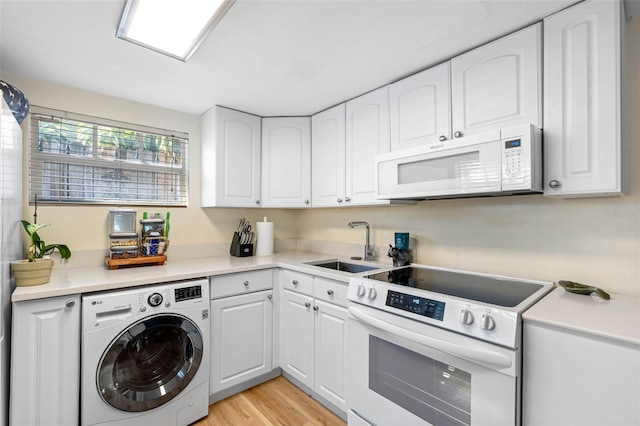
[117,0,235,62]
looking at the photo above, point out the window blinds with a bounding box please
[29,106,189,206]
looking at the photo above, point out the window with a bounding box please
[29,106,188,206]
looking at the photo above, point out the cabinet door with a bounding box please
[314,300,349,412]
[451,23,542,138]
[280,289,314,389]
[523,322,640,425]
[210,290,273,394]
[389,62,451,151]
[312,104,346,207]
[346,86,391,205]
[543,0,622,197]
[201,106,262,207]
[10,295,80,426]
[261,117,311,208]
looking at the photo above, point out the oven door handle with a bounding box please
[349,306,512,368]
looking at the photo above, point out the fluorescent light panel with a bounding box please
[117,0,235,61]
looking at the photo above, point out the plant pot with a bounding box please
[10,258,54,287]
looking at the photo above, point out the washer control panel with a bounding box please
[175,285,202,302]
[82,279,209,330]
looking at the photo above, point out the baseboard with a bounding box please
[208,368,282,405]
[281,371,347,422]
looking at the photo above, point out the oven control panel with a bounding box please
[348,277,520,348]
[386,290,445,321]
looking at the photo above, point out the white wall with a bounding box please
[298,17,640,297]
[3,73,299,263]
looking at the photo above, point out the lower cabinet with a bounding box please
[10,295,80,426]
[523,321,640,425]
[281,289,315,388]
[209,270,275,398]
[313,300,348,411]
[280,271,349,414]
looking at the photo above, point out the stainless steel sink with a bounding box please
[306,260,379,274]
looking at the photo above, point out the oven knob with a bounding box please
[460,309,474,325]
[480,313,496,331]
[368,288,377,300]
[357,285,366,297]
[148,293,163,307]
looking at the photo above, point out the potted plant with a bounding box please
[10,220,72,287]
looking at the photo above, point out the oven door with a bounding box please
[348,305,518,426]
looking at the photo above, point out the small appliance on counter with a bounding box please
[105,210,170,269]
[108,208,139,259]
[387,232,412,267]
[230,218,254,257]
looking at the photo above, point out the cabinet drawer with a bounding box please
[210,269,273,299]
[314,277,348,307]
[281,269,313,296]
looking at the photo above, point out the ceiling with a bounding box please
[0,0,585,117]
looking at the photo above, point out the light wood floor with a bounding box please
[192,376,346,426]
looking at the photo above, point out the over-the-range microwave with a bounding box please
[376,123,542,200]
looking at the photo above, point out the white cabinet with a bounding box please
[280,270,349,413]
[281,289,315,389]
[261,117,311,208]
[209,270,274,396]
[543,0,623,197]
[389,62,451,151]
[523,321,640,425]
[201,106,262,207]
[10,295,80,426]
[313,299,348,412]
[345,87,391,205]
[312,104,346,207]
[451,23,542,138]
[210,290,273,394]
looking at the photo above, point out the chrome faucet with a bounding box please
[348,221,375,261]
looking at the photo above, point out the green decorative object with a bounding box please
[558,280,610,300]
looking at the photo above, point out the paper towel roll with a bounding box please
[256,221,274,256]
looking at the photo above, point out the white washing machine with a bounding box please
[82,279,210,426]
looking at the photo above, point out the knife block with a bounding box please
[230,232,253,257]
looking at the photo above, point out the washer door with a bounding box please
[97,314,203,412]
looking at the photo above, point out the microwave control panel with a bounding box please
[502,138,527,184]
[500,124,541,192]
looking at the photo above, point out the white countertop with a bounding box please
[11,251,394,302]
[523,287,640,346]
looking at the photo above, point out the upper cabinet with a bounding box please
[261,117,311,208]
[345,87,391,205]
[450,23,542,139]
[312,104,346,207]
[201,106,262,208]
[389,62,451,151]
[543,0,623,197]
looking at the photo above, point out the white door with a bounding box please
[346,86,391,205]
[210,290,273,394]
[389,62,451,151]
[201,106,262,207]
[10,296,81,426]
[451,23,542,138]
[314,300,348,412]
[312,104,346,207]
[261,117,311,208]
[280,289,314,389]
[543,0,622,197]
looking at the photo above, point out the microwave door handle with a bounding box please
[348,306,512,369]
